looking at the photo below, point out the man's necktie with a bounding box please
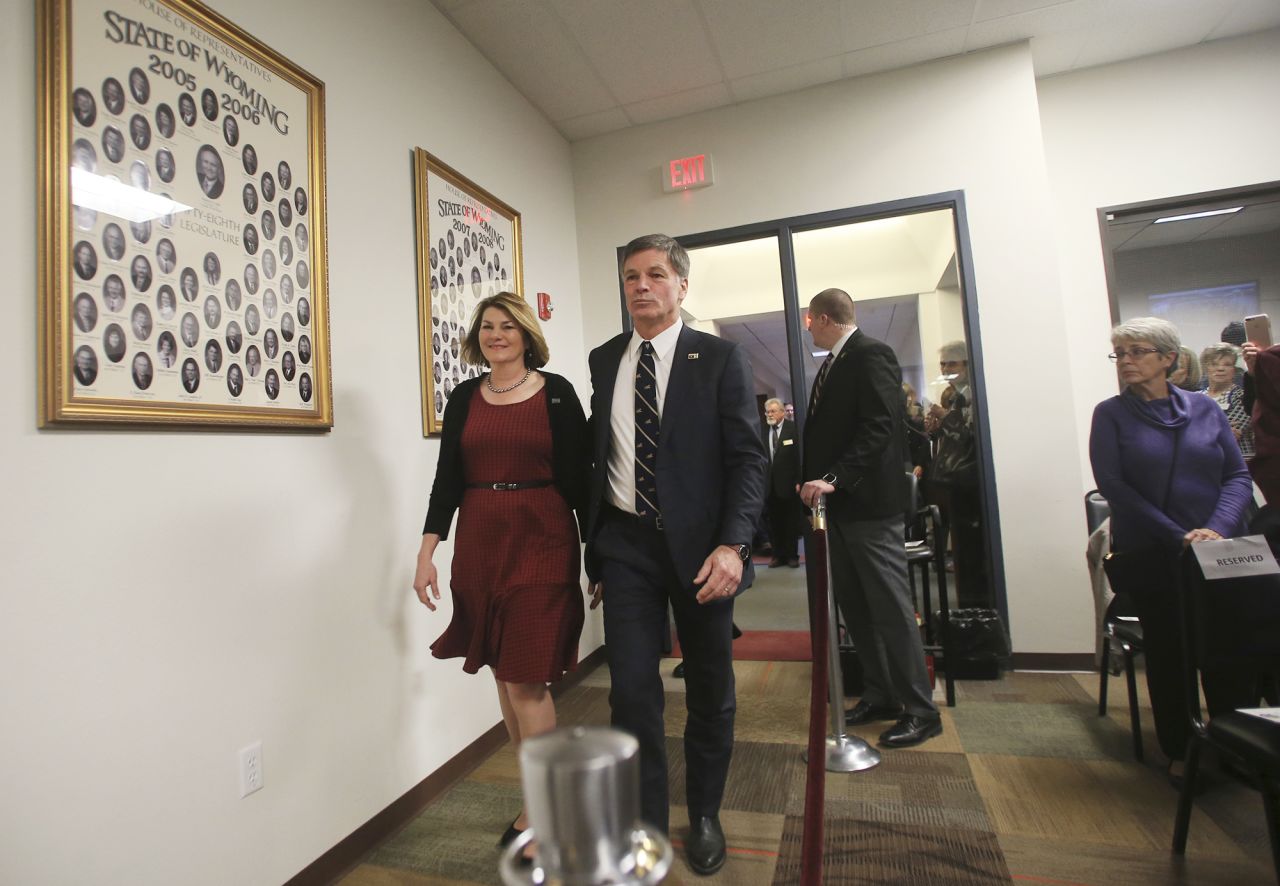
[771,424,781,459]
[634,341,661,522]
[809,354,834,413]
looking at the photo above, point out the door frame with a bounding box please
[613,189,1007,628]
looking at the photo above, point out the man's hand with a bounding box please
[693,545,744,604]
[799,478,835,509]
[587,581,604,610]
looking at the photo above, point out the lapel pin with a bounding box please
[551,397,561,404]
[688,353,699,360]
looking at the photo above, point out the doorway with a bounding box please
[616,191,1007,634]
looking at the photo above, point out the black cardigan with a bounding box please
[422,371,589,541]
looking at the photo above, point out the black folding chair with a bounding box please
[906,472,955,707]
[1088,489,1146,761]
[1171,546,1280,882]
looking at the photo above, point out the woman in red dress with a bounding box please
[413,291,588,854]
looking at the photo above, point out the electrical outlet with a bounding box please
[239,741,263,798]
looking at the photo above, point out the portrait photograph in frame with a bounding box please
[412,148,523,437]
[38,0,332,429]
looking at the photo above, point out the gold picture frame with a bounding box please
[412,148,523,437]
[38,0,331,429]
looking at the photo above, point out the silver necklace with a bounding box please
[486,367,531,394]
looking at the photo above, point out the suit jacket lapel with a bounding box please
[659,325,698,450]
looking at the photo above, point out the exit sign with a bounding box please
[663,153,715,193]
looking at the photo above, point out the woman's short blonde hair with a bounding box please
[1200,342,1240,369]
[460,291,550,369]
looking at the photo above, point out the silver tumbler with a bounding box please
[498,726,672,885]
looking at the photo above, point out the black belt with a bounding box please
[464,480,553,491]
[603,503,663,531]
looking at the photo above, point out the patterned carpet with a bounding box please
[339,665,1272,885]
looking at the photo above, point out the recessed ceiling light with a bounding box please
[1153,207,1242,224]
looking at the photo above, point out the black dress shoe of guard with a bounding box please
[845,699,903,726]
[879,714,943,748]
[686,815,727,875]
[672,661,686,678]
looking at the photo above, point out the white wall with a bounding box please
[1037,28,1280,487]
[571,43,1091,655]
[0,1,593,883]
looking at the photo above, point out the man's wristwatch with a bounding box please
[821,472,838,487]
[731,543,751,562]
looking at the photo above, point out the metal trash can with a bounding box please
[499,726,672,885]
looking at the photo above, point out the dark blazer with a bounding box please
[802,329,909,522]
[585,325,768,588]
[764,418,801,498]
[423,371,589,540]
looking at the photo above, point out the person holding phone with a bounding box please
[1244,313,1280,502]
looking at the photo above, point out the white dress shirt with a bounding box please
[606,319,683,514]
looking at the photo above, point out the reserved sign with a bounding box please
[1191,536,1280,580]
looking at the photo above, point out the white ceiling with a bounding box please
[1108,193,1280,252]
[429,0,1280,141]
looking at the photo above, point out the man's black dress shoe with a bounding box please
[879,714,943,747]
[788,557,800,568]
[844,699,903,726]
[769,557,786,568]
[672,661,686,678]
[686,815,726,875]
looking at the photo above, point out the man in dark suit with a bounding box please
[585,234,767,876]
[762,397,802,567]
[799,288,941,748]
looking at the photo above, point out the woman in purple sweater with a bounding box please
[1089,317,1254,774]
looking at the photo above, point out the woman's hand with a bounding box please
[1243,342,1259,373]
[413,535,441,610]
[1183,528,1223,546]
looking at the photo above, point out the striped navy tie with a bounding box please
[634,341,661,523]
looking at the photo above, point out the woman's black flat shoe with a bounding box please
[498,818,524,849]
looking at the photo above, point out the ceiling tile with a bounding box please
[623,81,733,125]
[965,0,1099,53]
[697,0,845,79]
[1207,0,1280,40]
[1073,0,1229,69]
[974,0,1074,23]
[728,56,845,103]
[557,107,633,141]
[843,27,969,80]
[546,0,724,105]
[840,0,975,51]
[448,0,618,121]
[1028,28,1090,75]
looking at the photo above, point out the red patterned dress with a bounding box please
[430,387,584,683]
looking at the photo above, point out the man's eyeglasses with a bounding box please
[1108,347,1163,361]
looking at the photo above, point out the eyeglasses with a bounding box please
[1108,347,1163,362]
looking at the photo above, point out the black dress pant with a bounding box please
[766,492,800,561]
[595,510,736,834]
[1127,572,1258,761]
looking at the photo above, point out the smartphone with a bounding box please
[1245,313,1272,348]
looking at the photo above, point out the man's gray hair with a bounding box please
[764,397,784,410]
[1110,316,1180,355]
[621,234,690,279]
